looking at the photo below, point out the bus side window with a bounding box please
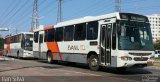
[74,23,86,41]
[39,34,43,43]
[34,32,39,43]
[112,23,117,50]
[21,34,25,49]
[55,27,64,42]
[64,25,74,41]
[44,30,48,42]
[87,21,98,40]
[47,28,55,42]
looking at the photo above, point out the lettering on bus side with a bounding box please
[68,45,85,50]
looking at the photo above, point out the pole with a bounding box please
[115,0,121,12]
[31,0,39,31]
[57,0,63,23]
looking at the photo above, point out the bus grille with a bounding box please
[129,53,151,56]
[134,57,148,61]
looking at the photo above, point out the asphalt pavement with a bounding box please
[0,57,159,82]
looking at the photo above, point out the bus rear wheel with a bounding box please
[88,55,99,71]
[47,52,53,64]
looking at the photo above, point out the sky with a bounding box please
[0,0,160,37]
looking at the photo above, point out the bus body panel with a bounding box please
[115,50,154,67]
[33,12,154,69]
[4,32,33,58]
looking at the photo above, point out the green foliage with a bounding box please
[154,40,160,50]
[0,38,4,49]
[154,44,160,50]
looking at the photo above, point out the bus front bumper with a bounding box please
[118,60,154,68]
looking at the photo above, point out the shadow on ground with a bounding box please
[36,59,153,75]
[2,56,153,75]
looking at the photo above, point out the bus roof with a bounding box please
[5,32,33,38]
[34,12,147,31]
[55,12,120,27]
[13,32,33,36]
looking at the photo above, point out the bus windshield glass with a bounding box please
[24,34,33,51]
[118,21,154,51]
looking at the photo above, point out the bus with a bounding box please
[4,32,33,58]
[33,12,154,71]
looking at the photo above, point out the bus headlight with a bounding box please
[120,56,132,61]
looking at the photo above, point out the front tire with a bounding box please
[88,55,100,71]
[47,52,53,64]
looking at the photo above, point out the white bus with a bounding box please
[33,12,154,71]
[4,32,33,58]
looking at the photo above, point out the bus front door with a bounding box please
[100,24,111,66]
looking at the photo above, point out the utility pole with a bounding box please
[31,0,39,31]
[115,0,121,12]
[56,0,63,23]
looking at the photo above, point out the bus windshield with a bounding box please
[24,34,33,51]
[118,21,154,51]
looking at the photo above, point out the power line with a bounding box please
[8,0,46,28]
[1,0,160,34]
[0,0,21,27]
[9,0,47,29]
[0,0,15,21]
[64,0,114,21]
[1,0,30,27]
[39,0,56,15]
[40,0,72,16]
[64,0,100,20]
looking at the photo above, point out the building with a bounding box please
[147,14,160,42]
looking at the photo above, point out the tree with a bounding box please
[154,40,160,50]
[0,37,4,49]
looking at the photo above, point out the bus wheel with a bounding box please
[88,55,99,71]
[47,52,53,64]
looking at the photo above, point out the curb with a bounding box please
[0,57,15,61]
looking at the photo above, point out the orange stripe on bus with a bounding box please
[45,26,62,61]
[44,26,54,30]
[6,44,10,53]
[46,42,62,61]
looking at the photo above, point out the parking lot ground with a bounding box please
[0,57,160,82]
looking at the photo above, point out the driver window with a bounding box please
[39,34,43,43]
[102,26,106,47]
